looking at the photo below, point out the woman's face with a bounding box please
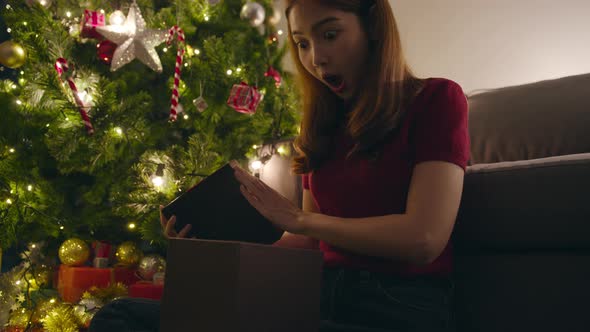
[288,0,370,100]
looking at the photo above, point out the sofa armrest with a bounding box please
[453,153,590,251]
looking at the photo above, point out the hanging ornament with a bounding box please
[97,40,117,65]
[192,82,208,113]
[137,254,166,281]
[109,10,126,26]
[269,8,282,25]
[166,25,186,122]
[54,58,95,135]
[0,41,27,69]
[240,2,266,27]
[115,241,142,267]
[80,10,106,39]
[227,81,263,114]
[264,66,282,88]
[95,1,168,72]
[58,238,90,266]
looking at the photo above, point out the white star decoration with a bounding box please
[96,1,168,72]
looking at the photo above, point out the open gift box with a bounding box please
[159,238,323,332]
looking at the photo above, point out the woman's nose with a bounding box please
[312,45,329,68]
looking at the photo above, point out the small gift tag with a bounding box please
[192,82,208,113]
[193,96,208,113]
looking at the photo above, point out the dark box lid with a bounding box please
[162,163,284,244]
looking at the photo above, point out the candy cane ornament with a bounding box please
[54,58,95,135]
[167,26,186,122]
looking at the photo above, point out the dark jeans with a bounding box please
[89,268,454,332]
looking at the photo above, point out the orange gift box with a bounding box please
[57,264,140,303]
[129,282,164,300]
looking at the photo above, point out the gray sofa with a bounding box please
[259,73,590,332]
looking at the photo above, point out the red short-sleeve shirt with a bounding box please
[302,78,470,276]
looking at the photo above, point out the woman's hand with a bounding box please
[230,160,307,235]
[160,205,192,239]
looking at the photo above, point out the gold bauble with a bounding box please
[59,238,90,266]
[0,40,27,69]
[115,241,143,267]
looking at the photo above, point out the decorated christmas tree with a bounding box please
[0,0,299,329]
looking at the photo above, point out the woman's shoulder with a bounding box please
[419,77,464,98]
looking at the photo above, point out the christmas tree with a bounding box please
[0,0,299,329]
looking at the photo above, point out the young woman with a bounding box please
[90,1,468,331]
[231,0,469,330]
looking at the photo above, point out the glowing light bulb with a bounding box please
[163,47,168,53]
[277,146,286,155]
[278,30,283,35]
[152,176,164,188]
[204,15,209,21]
[183,114,189,120]
[9,148,15,153]
[66,11,72,18]
[16,100,22,105]
[250,160,263,171]
[226,69,233,75]
[6,199,12,204]
[128,223,136,230]
[195,49,200,55]
[252,145,258,149]
[27,185,33,191]
[236,68,242,73]
[59,226,64,230]
[50,298,56,304]
[114,127,123,135]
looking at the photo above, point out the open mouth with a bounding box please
[323,74,346,93]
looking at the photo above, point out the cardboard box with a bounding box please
[160,238,323,332]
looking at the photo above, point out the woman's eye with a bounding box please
[324,30,338,40]
[296,41,309,49]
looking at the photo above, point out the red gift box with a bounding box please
[80,10,105,39]
[226,82,262,114]
[57,264,140,303]
[129,282,164,300]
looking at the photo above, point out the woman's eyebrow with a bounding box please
[292,17,341,36]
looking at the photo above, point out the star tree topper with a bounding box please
[96,1,168,72]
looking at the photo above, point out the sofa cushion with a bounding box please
[453,153,590,251]
[467,73,590,164]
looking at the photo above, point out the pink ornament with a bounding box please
[227,82,262,114]
[80,10,106,39]
[264,66,282,88]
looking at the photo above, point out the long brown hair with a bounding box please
[287,0,426,174]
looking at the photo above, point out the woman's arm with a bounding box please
[299,161,464,265]
[273,189,320,250]
[232,160,464,264]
